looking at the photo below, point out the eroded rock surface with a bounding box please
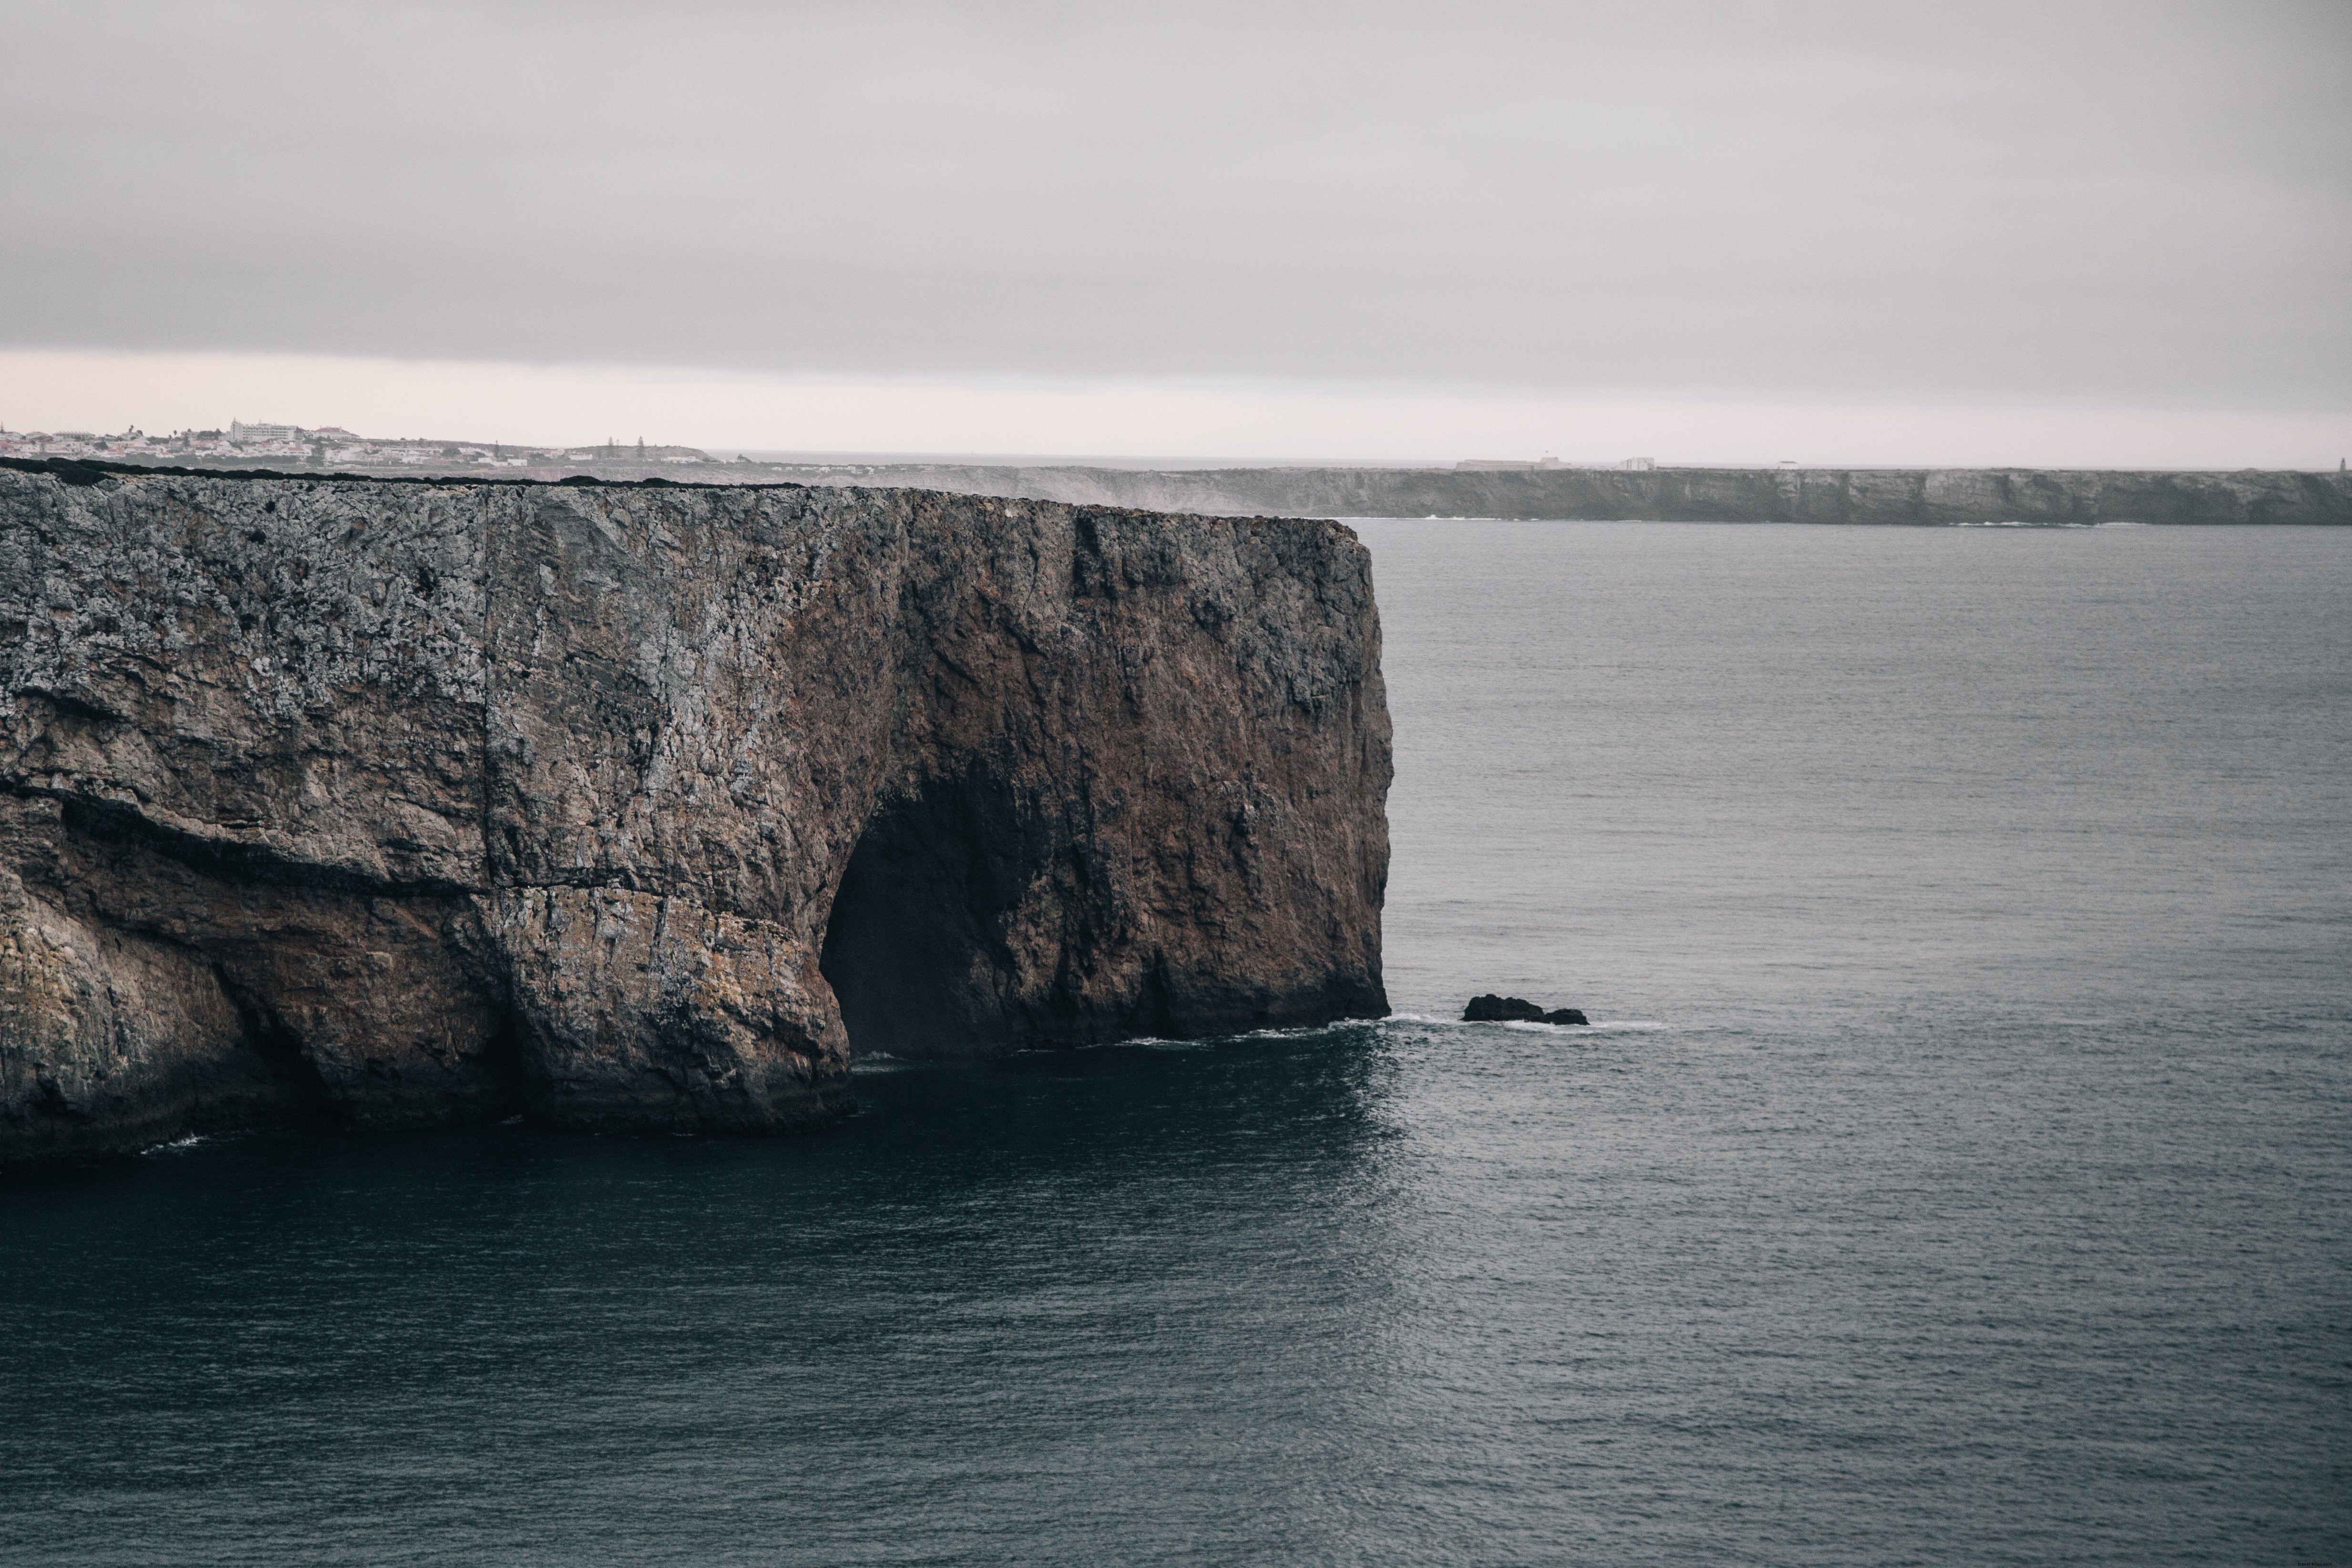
[0,465,1390,1159]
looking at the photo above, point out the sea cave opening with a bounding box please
[817,771,1041,1057]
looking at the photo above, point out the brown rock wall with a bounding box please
[0,466,1390,1160]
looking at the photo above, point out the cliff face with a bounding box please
[0,464,1391,1161]
[746,463,2352,526]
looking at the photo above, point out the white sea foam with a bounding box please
[1049,1036,1204,1055]
[1388,1013,1667,1033]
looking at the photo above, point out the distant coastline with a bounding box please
[724,460,2352,527]
[6,442,2346,526]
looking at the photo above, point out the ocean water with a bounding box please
[5,521,2347,1566]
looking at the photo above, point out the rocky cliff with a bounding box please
[0,461,1391,1161]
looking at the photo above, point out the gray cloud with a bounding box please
[4,0,2346,407]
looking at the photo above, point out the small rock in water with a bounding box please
[1462,994,1589,1025]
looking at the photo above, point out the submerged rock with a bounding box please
[0,463,1392,1160]
[1461,995,1588,1025]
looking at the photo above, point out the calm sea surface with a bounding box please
[6,522,2348,1565]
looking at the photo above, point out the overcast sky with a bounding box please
[3,0,2347,462]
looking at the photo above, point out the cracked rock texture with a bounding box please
[0,465,1391,1161]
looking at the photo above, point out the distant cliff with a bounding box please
[755,463,2352,526]
[78,452,2352,525]
[0,461,1390,1161]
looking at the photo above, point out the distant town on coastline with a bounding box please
[0,422,718,471]
[0,422,1668,476]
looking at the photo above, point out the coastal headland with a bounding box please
[19,434,2343,524]
[745,461,2352,526]
[0,461,1391,1161]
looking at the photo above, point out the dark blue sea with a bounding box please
[6,521,2348,1565]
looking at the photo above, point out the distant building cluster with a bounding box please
[1455,455,1656,472]
[0,423,715,470]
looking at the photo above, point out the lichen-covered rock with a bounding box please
[0,465,1391,1159]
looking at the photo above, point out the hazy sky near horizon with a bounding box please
[4,0,2348,461]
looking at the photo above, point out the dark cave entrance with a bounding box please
[817,772,1046,1057]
